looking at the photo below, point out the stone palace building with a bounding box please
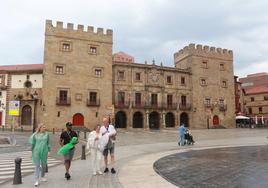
[0,20,235,131]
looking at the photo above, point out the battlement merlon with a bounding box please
[174,43,233,62]
[45,20,113,43]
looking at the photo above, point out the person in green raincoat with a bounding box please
[29,123,50,187]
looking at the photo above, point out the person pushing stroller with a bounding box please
[184,129,195,145]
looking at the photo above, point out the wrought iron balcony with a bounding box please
[132,101,145,108]
[56,97,71,106]
[204,103,213,108]
[162,103,177,110]
[179,103,191,111]
[87,99,100,107]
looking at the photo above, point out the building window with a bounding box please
[56,90,70,105]
[118,71,125,80]
[167,95,173,106]
[57,111,61,117]
[181,77,185,85]
[59,90,68,102]
[248,107,252,114]
[202,61,208,68]
[251,97,254,102]
[222,80,227,88]
[89,46,97,54]
[181,95,186,105]
[89,92,97,103]
[135,73,141,81]
[118,92,125,106]
[62,43,71,51]
[264,96,268,101]
[200,78,207,86]
[220,63,225,70]
[259,107,263,113]
[56,66,64,74]
[0,76,3,84]
[135,93,141,106]
[151,94,158,106]
[204,98,211,106]
[167,76,172,84]
[0,91,2,97]
[95,69,102,77]
[219,99,224,106]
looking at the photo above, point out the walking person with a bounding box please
[59,122,78,180]
[100,117,117,174]
[87,125,108,175]
[29,123,50,187]
[178,124,186,146]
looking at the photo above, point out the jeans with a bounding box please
[179,134,185,146]
[34,160,46,182]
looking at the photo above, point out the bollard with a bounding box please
[13,157,22,185]
[2,126,4,132]
[81,145,86,160]
[84,131,87,139]
[21,126,23,132]
[52,128,55,134]
[45,164,48,173]
[77,131,80,137]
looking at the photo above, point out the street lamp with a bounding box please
[31,91,38,133]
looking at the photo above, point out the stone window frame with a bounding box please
[221,79,228,88]
[54,63,66,75]
[88,89,100,104]
[259,107,263,113]
[93,67,104,78]
[88,44,99,55]
[219,62,225,71]
[200,77,207,86]
[204,97,211,106]
[117,70,126,81]
[134,72,142,81]
[56,87,71,105]
[166,75,173,85]
[264,96,268,101]
[251,97,255,102]
[60,41,72,52]
[201,60,209,69]
[181,76,186,86]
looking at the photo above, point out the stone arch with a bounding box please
[133,111,143,128]
[180,112,189,127]
[165,112,175,127]
[21,105,32,126]
[115,111,127,128]
[149,111,160,129]
[213,115,219,125]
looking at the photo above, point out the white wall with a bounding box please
[0,90,7,126]
[11,74,43,88]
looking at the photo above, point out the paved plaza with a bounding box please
[0,128,267,188]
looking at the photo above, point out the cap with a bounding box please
[66,122,73,127]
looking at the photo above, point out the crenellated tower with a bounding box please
[174,43,235,128]
[42,20,113,130]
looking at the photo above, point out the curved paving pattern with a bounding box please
[154,146,268,188]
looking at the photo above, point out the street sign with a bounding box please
[9,101,20,116]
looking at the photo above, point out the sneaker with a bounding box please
[65,172,71,180]
[40,177,47,182]
[34,181,39,187]
[104,167,109,173]
[111,168,116,174]
[97,171,103,175]
[93,172,97,176]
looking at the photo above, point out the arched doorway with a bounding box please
[133,112,143,128]
[213,115,219,125]
[115,111,127,128]
[180,112,189,127]
[21,105,32,125]
[149,111,160,129]
[73,113,84,126]
[165,112,175,127]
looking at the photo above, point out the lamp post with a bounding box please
[31,91,38,133]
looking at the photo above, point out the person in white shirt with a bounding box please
[87,125,108,175]
[100,117,117,174]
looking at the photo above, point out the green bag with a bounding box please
[58,137,78,155]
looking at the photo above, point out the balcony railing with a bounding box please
[179,103,191,111]
[132,101,145,108]
[219,104,227,111]
[87,99,100,107]
[204,103,213,108]
[56,97,71,106]
[114,101,130,108]
[163,103,177,110]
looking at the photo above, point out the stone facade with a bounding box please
[0,20,236,130]
[41,20,113,131]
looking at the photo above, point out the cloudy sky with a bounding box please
[1,0,268,77]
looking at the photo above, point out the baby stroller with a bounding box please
[184,130,195,145]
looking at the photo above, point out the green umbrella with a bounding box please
[58,137,78,155]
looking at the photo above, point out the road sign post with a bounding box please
[9,101,20,146]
